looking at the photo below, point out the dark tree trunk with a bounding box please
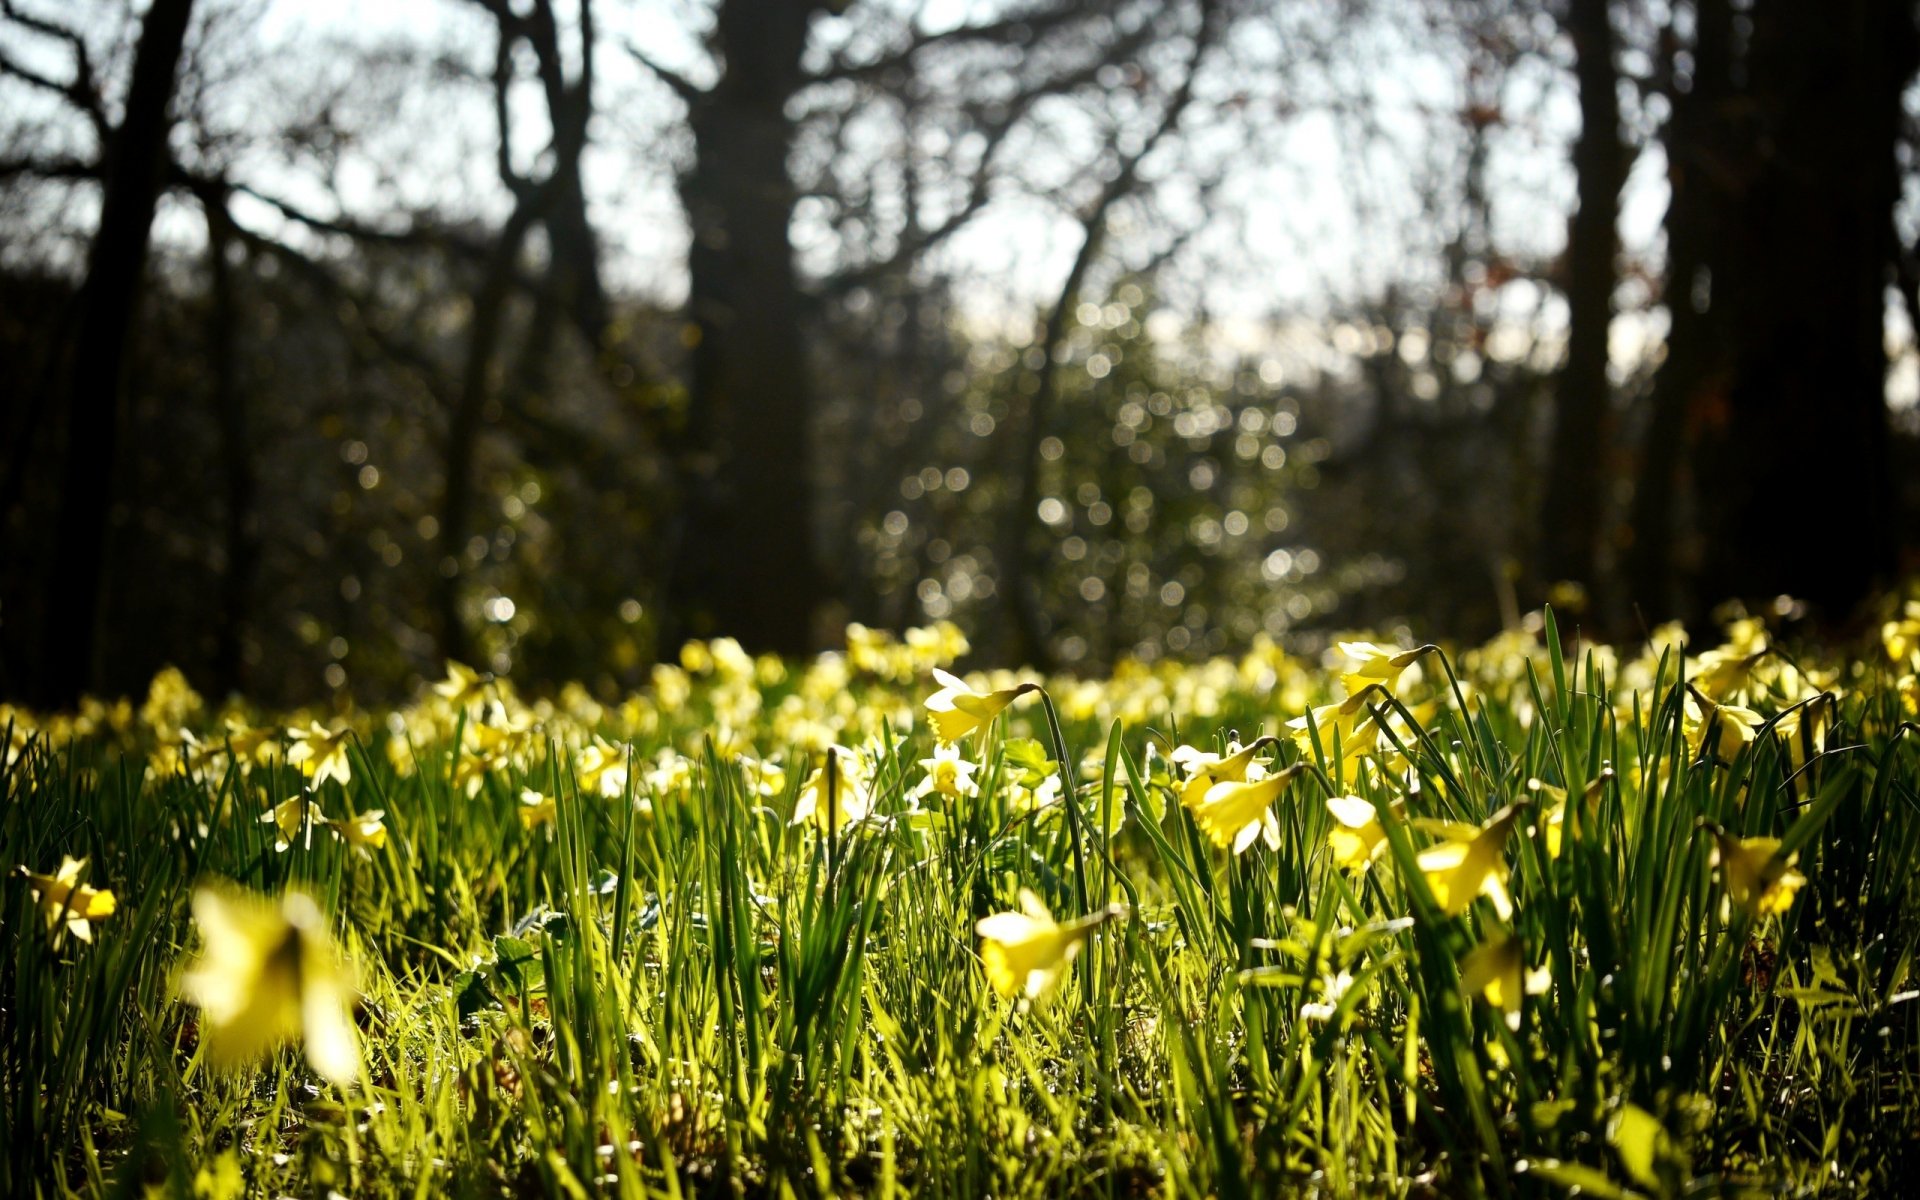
[39,0,196,706]
[667,0,823,655]
[1627,0,1733,623]
[204,189,257,696]
[1686,0,1915,619]
[1540,0,1623,606]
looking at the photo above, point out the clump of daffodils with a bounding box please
[179,883,359,1085]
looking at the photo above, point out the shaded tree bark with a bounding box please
[1625,0,1732,622]
[202,186,257,696]
[39,0,196,706]
[1540,0,1623,605]
[664,0,825,654]
[1683,0,1916,619]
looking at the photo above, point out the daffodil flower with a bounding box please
[791,746,874,833]
[1336,641,1437,699]
[18,856,116,942]
[1416,802,1526,919]
[975,889,1118,1002]
[1527,769,1609,859]
[519,789,558,830]
[1325,793,1393,871]
[179,884,359,1085]
[912,741,980,802]
[1883,601,1920,666]
[263,794,326,853]
[434,661,490,709]
[1168,737,1275,811]
[1706,826,1806,918]
[330,809,388,853]
[1285,688,1388,760]
[1190,762,1308,854]
[287,721,353,787]
[1459,930,1550,1030]
[924,669,1039,744]
[1683,688,1763,761]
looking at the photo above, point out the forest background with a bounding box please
[2,0,1916,706]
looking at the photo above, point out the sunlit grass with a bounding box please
[5,606,1920,1196]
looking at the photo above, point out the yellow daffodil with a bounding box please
[1883,601,1920,666]
[263,794,326,853]
[1772,694,1834,775]
[925,669,1039,744]
[791,746,874,833]
[330,809,388,852]
[434,661,490,708]
[975,888,1117,1002]
[1168,737,1274,810]
[1335,642,1437,699]
[740,755,788,799]
[1527,769,1609,859]
[1416,802,1525,918]
[1707,827,1806,918]
[1325,794,1392,871]
[179,884,358,1084]
[17,856,116,942]
[1189,763,1307,854]
[519,789,558,830]
[1459,931,1550,1030]
[1285,689,1387,760]
[912,741,980,802]
[1683,689,1763,761]
[287,721,353,787]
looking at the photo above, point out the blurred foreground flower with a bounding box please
[925,669,1039,744]
[976,889,1118,1002]
[179,884,358,1085]
[18,856,116,942]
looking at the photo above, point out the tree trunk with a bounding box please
[204,188,257,696]
[1540,0,1623,608]
[39,0,196,706]
[1686,0,1914,619]
[667,0,823,655]
[1627,0,1732,623]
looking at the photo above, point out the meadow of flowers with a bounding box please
[6,604,1920,1197]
